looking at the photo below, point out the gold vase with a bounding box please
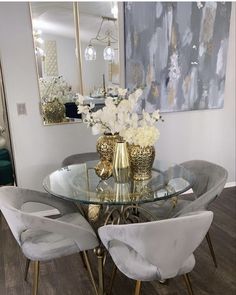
[42,98,65,124]
[96,133,121,162]
[113,141,130,183]
[94,159,113,180]
[129,144,155,181]
[95,133,121,180]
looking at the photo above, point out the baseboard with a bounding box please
[225,182,236,188]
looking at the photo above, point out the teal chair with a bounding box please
[0,148,10,161]
[0,149,14,185]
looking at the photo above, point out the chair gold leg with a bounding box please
[24,258,31,281]
[108,264,117,295]
[94,247,104,295]
[159,279,169,285]
[206,231,218,268]
[33,261,40,295]
[183,273,194,295]
[134,280,142,295]
[83,251,98,295]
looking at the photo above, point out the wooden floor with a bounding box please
[0,187,235,295]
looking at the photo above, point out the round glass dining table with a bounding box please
[43,159,195,295]
[43,160,195,206]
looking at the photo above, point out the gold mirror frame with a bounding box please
[0,57,17,184]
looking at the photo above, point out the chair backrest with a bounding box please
[61,152,99,167]
[174,160,228,216]
[0,187,98,250]
[99,211,213,279]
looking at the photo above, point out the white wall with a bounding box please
[0,2,235,193]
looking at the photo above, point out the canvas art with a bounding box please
[125,2,232,113]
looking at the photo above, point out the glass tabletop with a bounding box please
[43,160,195,205]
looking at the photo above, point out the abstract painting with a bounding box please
[125,2,232,113]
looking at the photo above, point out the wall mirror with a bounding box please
[30,2,123,126]
[30,2,83,125]
[78,2,121,102]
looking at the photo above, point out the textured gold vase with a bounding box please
[42,98,66,124]
[96,133,121,162]
[113,141,130,183]
[94,159,113,180]
[95,133,121,179]
[129,144,155,181]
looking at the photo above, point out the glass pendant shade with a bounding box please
[103,45,115,61]
[85,44,96,61]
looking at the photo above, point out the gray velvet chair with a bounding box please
[144,160,228,267]
[0,186,99,295]
[99,211,213,295]
[62,152,99,167]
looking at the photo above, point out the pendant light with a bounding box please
[85,44,96,61]
[103,40,115,62]
[84,16,117,62]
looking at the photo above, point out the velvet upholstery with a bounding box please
[99,211,213,281]
[144,160,228,219]
[0,186,99,261]
[62,152,99,167]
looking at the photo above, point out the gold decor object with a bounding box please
[42,98,66,124]
[129,144,155,181]
[96,133,122,162]
[95,159,113,180]
[113,141,130,183]
[88,204,101,222]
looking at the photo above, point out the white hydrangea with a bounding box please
[121,126,160,148]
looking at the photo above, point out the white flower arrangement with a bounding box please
[39,76,74,103]
[77,88,163,147]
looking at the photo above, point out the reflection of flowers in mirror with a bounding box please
[39,76,74,104]
[0,126,5,135]
[77,88,163,147]
[33,29,45,57]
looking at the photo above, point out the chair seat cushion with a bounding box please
[142,199,193,220]
[21,212,92,261]
[108,239,195,281]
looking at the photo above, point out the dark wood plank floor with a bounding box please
[0,187,235,295]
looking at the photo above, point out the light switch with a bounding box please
[17,103,27,115]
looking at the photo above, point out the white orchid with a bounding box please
[77,94,85,105]
[76,88,162,147]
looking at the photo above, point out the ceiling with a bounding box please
[31,2,118,43]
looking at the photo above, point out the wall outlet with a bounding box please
[16,103,27,115]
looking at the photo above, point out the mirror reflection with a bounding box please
[30,2,82,124]
[30,2,121,125]
[78,2,120,100]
